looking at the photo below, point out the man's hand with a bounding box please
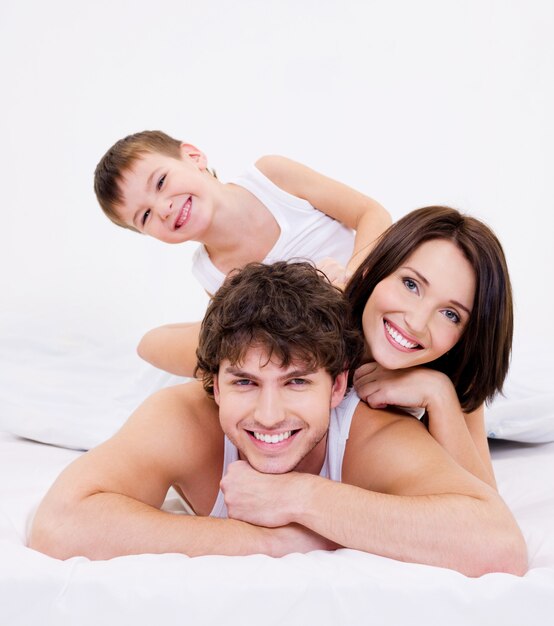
[221,460,294,527]
[222,461,339,554]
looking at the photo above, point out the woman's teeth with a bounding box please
[253,431,292,444]
[384,321,419,349]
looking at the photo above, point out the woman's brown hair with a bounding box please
[344,206,513,412]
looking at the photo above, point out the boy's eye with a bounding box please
[157,175,166,191]
[141,209,151,226]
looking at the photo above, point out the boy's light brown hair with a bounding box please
[94,130,184,232]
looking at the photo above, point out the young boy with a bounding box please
[94,130,391,376]
[29,262,526,576]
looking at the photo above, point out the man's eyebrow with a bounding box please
[402,265,471,316]
[223,366,318,380]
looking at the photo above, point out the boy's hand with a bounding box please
[316,257,352,290]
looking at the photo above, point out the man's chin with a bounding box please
[241,453,298,475]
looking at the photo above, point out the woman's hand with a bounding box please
[353,362,457,412]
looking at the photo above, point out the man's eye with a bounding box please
[289,378,309,386]
[142,209,151,226]
[157,175,166,191]
[233,379,253,386]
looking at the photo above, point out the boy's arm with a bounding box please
[256,155,392,278]
[29,383,333,560]
[137,321,201,377]
[222,404,527,577]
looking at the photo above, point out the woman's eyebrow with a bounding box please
[403,266,471,315]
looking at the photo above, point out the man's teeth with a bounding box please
[385,321,419,349]
[253,431,293,444]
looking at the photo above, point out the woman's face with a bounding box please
[362,239,476,370]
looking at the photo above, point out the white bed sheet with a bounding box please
[1,432,553,626]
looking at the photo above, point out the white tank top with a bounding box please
[209,389,360,518]
[192,164,355,294]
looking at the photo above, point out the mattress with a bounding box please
[1,431,553,626]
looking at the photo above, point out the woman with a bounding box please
[345,206,512,488]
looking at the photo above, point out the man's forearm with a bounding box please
[29,491,332,560]
[287,474,526,577]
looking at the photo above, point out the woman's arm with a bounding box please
[256,156,391,281]
[353,363,497,488]
[137,320,202,377]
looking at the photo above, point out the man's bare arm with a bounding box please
[29,383,333,560]
[222,404,527,577]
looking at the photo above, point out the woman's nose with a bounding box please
[404,306,431,335]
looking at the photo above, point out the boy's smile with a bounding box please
[213,346,347,475]
[116,146,216,244]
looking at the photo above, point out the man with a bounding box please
[29,262,526,576]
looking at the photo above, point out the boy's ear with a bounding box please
[180,143,208,170]
[330,371,348,409]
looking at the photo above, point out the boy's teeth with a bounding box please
[254,431,292,444]
[385,321,418,349]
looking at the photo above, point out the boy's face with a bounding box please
[213,345,347,475]
[115,146,216,244]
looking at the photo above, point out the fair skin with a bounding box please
[127,146,391,376]
[353,239,496,487]
[29,347,527,576]
[138,232,497,487]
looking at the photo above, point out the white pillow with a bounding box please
[485,336,554,443]
[0,315,186,450]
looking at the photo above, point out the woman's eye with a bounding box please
[403,278,418,293]
[157,175,166,191]
[141,209,151,226]
[442,310,461,324]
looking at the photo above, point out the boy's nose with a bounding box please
[156,200,173,220]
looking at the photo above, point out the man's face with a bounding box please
[213,346,347,475]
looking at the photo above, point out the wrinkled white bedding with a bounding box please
[1,432,553,626]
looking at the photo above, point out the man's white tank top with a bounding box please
[192,164,355,295]
[209,389,360,519]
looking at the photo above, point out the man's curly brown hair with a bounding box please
[195,261,364,397]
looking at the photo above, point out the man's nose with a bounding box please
[254,387,286,428]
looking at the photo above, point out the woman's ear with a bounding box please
[180,143,208,170]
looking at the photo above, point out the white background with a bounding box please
[1,0,553,360]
